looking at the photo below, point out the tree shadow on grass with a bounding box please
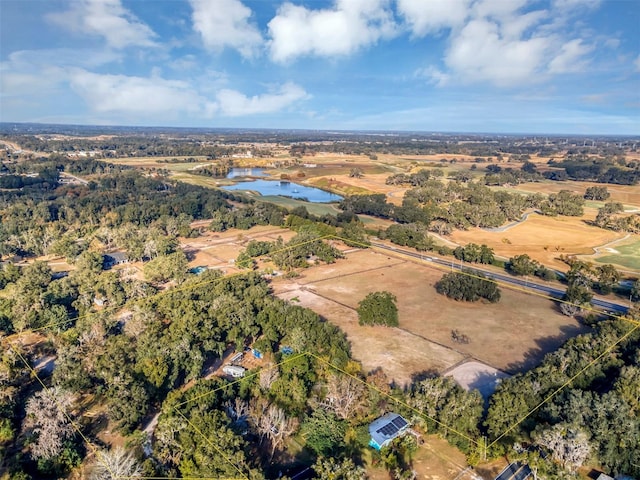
[503,323,590,374]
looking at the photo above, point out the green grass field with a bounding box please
[255,196,341,216]
[596,239,640,270]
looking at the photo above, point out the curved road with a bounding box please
[370,242,629,314]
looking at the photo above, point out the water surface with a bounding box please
[226,168,267,178]
[222,179,341,203]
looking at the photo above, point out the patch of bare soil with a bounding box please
[444,361,511,400]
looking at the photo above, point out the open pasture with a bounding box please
[274,248,587,384]
[307,172,408,204]
[450,212,626,271]
[108,155,209,169]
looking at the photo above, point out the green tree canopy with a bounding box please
[357,291,399,327]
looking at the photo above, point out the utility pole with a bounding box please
[483,436,488,462]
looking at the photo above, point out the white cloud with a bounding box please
[444,18,551,86]
[67,70,308,119]
[69,70,208,115]
[412,0,600,87]
[397,0,470,36]
[548,39,593,73]
[414,65,450,86]
[215,83,310,116]
[552,0,602,11]
[500,10,548,39]
[47,0,157,49]
[268,0,396,62]
[190,0,263,58]
[0,49,119,98]
[635,54,640,72]
[471,0,530,20]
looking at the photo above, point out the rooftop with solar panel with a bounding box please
[368,412,410,450]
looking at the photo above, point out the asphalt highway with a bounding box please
[370,242,629,315]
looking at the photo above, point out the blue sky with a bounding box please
[1,0,639,134]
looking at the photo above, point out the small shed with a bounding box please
[222,364,246,378]
[93,296,107,307]
[368,412,409,450]
[230,352,244,364]
[596,475,614,480]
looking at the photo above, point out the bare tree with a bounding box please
[248,397,270,445]
[535,423,591,472]
[225,397,249,423]
[321,374,367,420]
[24,387,74,459]
[259,363,280,391]
[249,399,299,460]
[90,447,142,480]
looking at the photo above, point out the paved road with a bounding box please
[371,242,629,314]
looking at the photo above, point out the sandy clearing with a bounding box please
[445,361,511,400]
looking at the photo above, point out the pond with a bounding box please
[222,179,342,203]
[226,168,268,178]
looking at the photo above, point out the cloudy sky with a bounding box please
[1,0,639,134]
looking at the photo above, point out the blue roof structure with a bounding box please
[368,413,409,450]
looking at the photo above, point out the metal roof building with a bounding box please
[222,364,246,378]
[368,412,409,450]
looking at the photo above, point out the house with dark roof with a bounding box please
[368,412,409,450]
[103,252,129,269]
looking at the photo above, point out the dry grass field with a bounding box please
[180,224,296,273]
[450,212,627,271]
[307,172,410,205]
[108,155,209,168]
[273,248,586,384]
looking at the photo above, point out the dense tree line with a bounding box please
[486,317,640,477]
[341,179,550,233]
[0,158,290,258]
[453,243,495,265]
[548,157,639,185]
[379,223,435,251]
